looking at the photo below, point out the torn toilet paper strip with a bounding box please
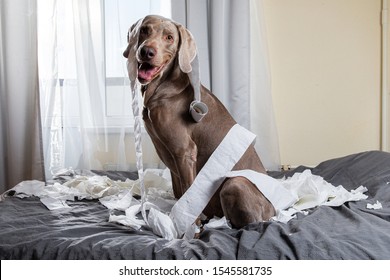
[169,124,257,238]
[226,169,298,211]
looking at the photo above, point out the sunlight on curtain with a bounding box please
[250,0,281,171]
[38,0,170,179]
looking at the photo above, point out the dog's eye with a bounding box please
[140,27,149,35]
[165,35,174,42]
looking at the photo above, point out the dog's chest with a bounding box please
[142,107,153,131]
[142,102,186,134]
[142,106,166,138]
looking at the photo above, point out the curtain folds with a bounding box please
[38,0,165,180]
[0,0,45,193]
[39,0,123,178]
[250,0,281,171]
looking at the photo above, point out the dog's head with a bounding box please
[123,15,197,85]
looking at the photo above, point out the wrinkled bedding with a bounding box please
[0,151,389,259]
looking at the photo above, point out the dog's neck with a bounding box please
[141,59,191,109]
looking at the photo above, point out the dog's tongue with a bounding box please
[138,63,159,82]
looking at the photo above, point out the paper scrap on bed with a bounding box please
[5,124,369,240]
[367,200,382,210]
[7,168,368,239]
[274,170,368,223]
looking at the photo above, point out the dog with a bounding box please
[123,15,275,229]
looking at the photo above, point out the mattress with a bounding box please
[0,151,389,259]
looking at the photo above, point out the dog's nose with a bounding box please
[140,46,156,60]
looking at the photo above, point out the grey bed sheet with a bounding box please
[0,150,389,259]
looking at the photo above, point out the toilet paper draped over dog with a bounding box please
[169,124,263,237]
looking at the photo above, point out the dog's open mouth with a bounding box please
[138,63,164,84]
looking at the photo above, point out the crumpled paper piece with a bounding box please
[204,216,231,230]
[7,169,174,212]
[273,169,368,222]
[8,176,134,210]
[367,200,382,210]
[104,169,178,239]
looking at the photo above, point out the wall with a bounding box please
[263,0,384,167]
[387,0,390,152]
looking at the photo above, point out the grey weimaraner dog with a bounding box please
[123,15,275,229]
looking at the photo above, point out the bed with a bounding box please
[0,150,389,260]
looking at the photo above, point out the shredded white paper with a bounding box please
[7,167,370,239]
[367,200,383,210]
[273,170,368,223]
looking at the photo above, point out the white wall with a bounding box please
[263,0,384,167]
[387,0,390,152]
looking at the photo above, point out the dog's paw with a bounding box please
[193,218,204,239]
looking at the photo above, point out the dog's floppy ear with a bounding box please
[123,18,143,83]
[123,19,142,58]
[122,30,131,58]
[176,24,197,73]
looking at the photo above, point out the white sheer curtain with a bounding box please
[172,0,280,170]
[0,0,45,193]
[38,0,168,180]
[38,0,107,178]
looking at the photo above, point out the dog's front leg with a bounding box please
[170,137,198,198]
[171,139,208,239]
[147,109,197,197]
